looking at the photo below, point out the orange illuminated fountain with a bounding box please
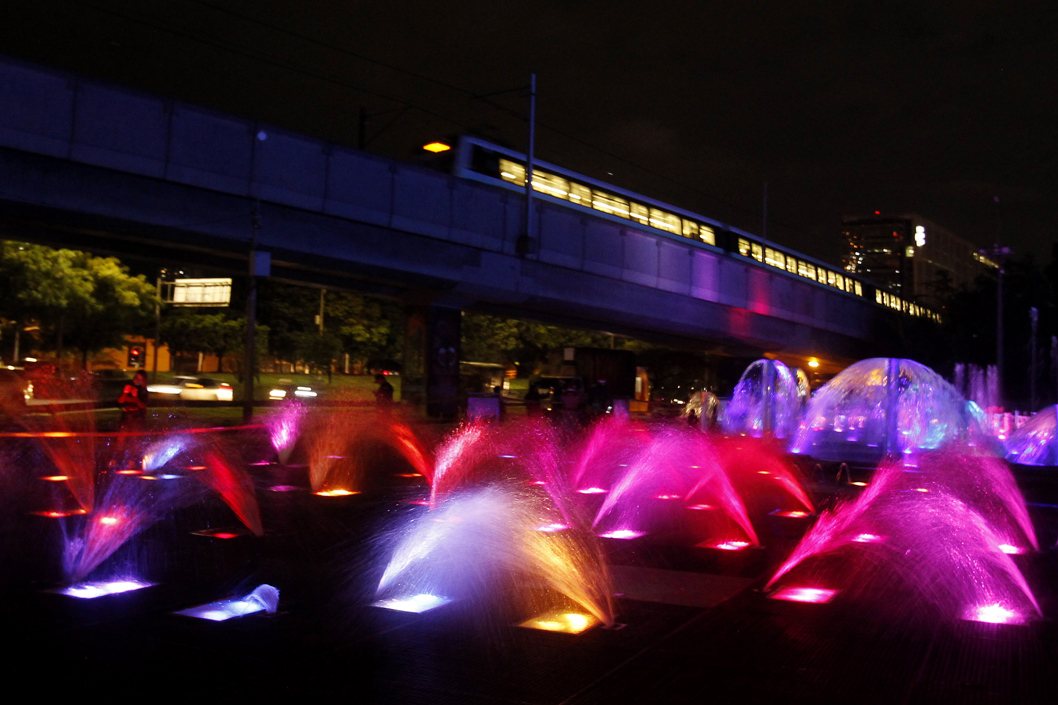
[305,410,429,496]
[376,483,614,630]
[377,418,613,628]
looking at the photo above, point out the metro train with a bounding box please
[451,136,939,323]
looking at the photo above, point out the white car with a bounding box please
[148,376,234,402]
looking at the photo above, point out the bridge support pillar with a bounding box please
[403,304,461,420]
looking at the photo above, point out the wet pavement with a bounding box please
[5,424,1058,704]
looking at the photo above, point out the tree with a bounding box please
[257,281,402,372]
[0,242,155,367]
[461,312,616,375]
[64,252,156,367]
[159,310,245,372]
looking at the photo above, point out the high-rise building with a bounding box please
[841,213,997,310]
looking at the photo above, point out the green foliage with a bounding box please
[0,241,156,365]
[257,281,402,368]
[159,309,247,371]
[460,312,616,374]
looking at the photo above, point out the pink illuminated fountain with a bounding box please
[766,448,1040,624]
[593,425,759,547]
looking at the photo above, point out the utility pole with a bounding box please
[518,73,537,256]
[243,206,261,422]
[1030,307,1039,411]
[153,273,163,382]
[762,181,768,241]
[993,197,1007,407]
[318,288,325,333]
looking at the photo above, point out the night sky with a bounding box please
[2,0,1055,265]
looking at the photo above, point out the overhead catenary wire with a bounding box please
[65,0,808,243]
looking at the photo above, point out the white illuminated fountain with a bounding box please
[790,358,991,465]
[176,584,280,621]
[722,359,803,440]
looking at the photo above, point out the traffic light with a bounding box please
[127,346,145,367]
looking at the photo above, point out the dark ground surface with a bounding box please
[3,421,1058,704]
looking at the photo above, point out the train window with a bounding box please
[786,257,798,274]
[798,261,812,279]
[854,282,862,296]
[826,270,836,287]
[649,208,681,235]
[592,190,630,218]
[738,238,751,257]
[568,182,591,205]
[630,202,649,226]
[682,220,698,239]
[498,158,526,186]
[765,248,785,269]
[533,170,570,200]
[751,243,764,262]
[699,225,716,245]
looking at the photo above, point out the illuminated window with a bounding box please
[699,225,716,246]
[682,220,698,239]
[798,260,813,278]
[751,243,763,262]
[826,270,836,287]
[649,208,681,235]
[569,182,591,205]
[786,257,798,274]
[532,170,570,200]
[499,158,526,186]
[738,238,751,256]
[592,190,630,218]
[629,202,649,226]
[854,282,862,296]
[765,248,785,269]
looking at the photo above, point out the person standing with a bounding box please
[118,370,149,429]
[374,373,394,411]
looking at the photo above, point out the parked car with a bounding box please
[148,376,234,401]
[0,368,29,413]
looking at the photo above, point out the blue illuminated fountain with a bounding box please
[1005,406,1058,467]
[721,359,802,440]
[790,358,992,465]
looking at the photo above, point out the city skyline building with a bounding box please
[841,213,998,311]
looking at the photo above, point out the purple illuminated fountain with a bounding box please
[766,448,1040,624]
[61,430,263,584]
[1005,405,1058,466]
[790,358,992,465]
[722,359,803,440]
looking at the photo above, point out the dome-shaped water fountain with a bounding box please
[721,359,802,439]
[790,358,989,465]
